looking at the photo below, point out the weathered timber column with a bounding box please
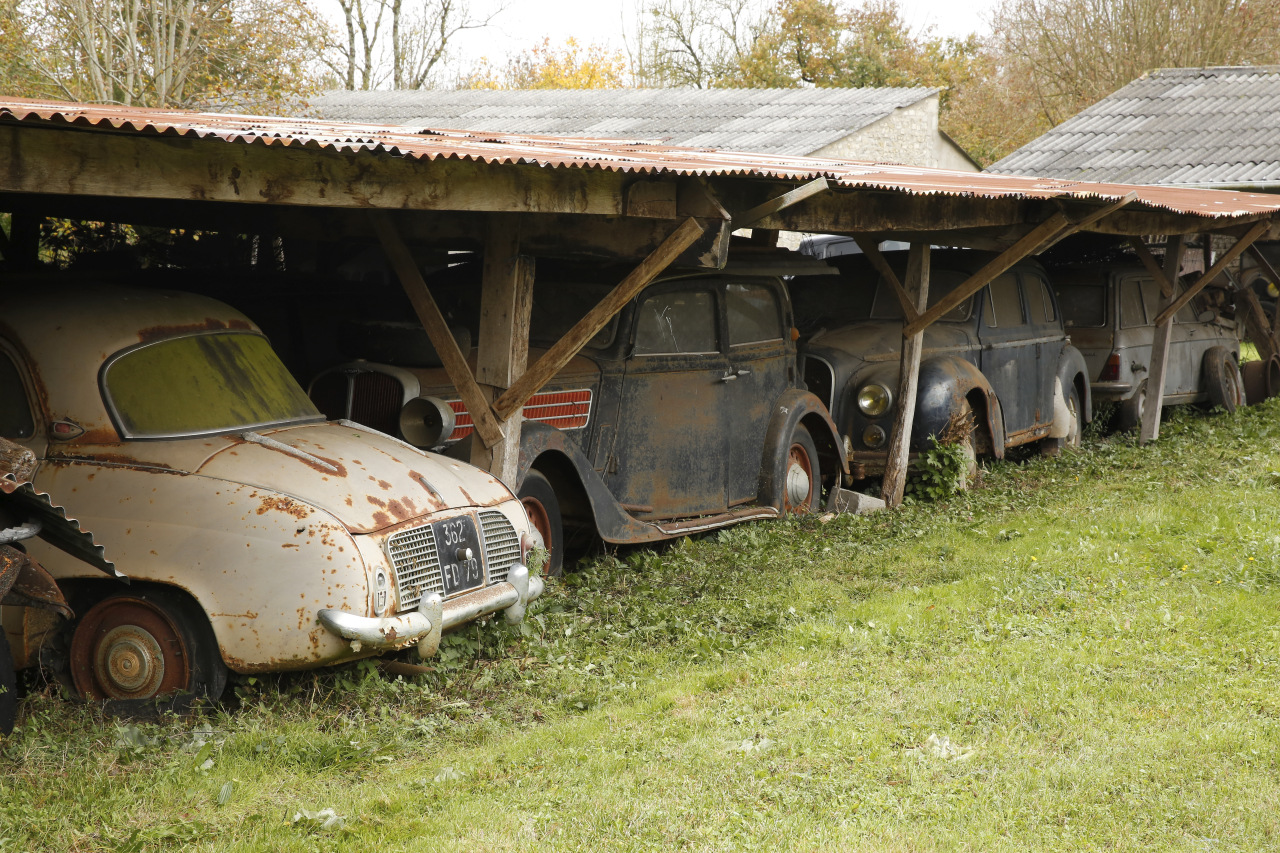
[882,244,930,507]
[1140,235,1185,443]
[472,215,535,487]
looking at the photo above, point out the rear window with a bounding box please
[103,332,322,439]
[1056,284,1107,328]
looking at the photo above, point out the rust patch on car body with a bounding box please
[256,494,312,520]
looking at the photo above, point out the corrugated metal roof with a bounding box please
[305,87,938,156]
[2,96,1279,220]
[988,66,1280,188]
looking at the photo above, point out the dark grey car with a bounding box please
[790,249,1092,480]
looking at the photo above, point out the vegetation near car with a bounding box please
[0,400,1275,848]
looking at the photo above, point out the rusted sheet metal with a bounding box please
[0,546,72,619]
[2,96,1279,220]
[0,473,118,578]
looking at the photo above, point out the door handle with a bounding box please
[718,371,739,382]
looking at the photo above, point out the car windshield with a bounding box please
[102,332,323,439]
[1055,284,1107,328]
[791,269,973,331]
[529,281,619,350]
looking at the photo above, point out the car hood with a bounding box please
[805,322,974,365]
[53,422,515,535]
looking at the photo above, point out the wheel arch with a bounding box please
[757,389,845,510]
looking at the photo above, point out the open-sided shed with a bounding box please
[3,97,1279,506]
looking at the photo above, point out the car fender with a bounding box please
[891,358,1006,458]
[511,422,673,546]
[1057,344,1093,424]
[757,389,847,509]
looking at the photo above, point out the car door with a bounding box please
[608,282,729,518]
[1022,270,1063,423]
[722,279,790,506]
[978,272,1039,438]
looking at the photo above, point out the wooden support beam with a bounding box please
[902,212,1071,337]
[372,211,506,449]
[732,178,831,229]
[1032,192,1137,254]
[1235,283,1278,362]
[882,244,930,508]
[1245,244,1280,336]
[1153,221,1269,325]
[471,215,535,485]
[854,236,918,323]
[1128,238,1174,298]
[493,217,705,421]
[1140,236,1186,443]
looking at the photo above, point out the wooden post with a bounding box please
[1140,236,1185,443]
[1246,244,1280,337]
[372,211,506,448]
[882,244,930,508]
[471,215,535,486]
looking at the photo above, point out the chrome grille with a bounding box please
[386,524,442,611]
[480,510,521,584]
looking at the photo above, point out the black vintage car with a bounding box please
[310,262,845,573]
[790,248,1092,480]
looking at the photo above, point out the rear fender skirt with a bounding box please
[757,389,847,510]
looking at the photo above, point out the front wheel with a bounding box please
[68,587,227,707]
[781,425,820,514]
[518,470,564,577]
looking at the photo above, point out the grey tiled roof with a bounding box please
[308,87,937,156]
[987,66,1280,187]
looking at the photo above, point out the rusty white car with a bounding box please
[0,286,543,708]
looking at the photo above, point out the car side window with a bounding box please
[983,274,1024,327]
[0,352,35,439]
[634,290,718,355]
[726,283,782,346]
[1026,276,1056,324]
[1120,279,1147,328]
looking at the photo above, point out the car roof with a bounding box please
[0,284,262,437]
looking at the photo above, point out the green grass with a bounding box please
[4,401,1280,850]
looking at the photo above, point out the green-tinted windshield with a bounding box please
[103,332,322,439]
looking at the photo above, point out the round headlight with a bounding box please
[862,425,887,449]
[399,396,456,448]
[857,383,891,417]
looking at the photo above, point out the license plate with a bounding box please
[434,514,485,597]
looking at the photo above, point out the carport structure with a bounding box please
[2,97,1279,507]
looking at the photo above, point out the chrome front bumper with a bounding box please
[317,564,545,658]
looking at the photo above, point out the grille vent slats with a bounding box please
[385,510,522,611]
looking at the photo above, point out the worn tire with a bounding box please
[0,631,16,735]
[1115,379,1147,432]
[518,470,564,578]
[69,587,227,708]
[781,425,820,514]
[1203,346,1243,414]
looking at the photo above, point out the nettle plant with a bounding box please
[906,435,973,501]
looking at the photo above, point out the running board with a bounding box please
[650,506,779,536]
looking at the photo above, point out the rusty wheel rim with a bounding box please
[520,496,555,575]
[70,597,191,701]
[783,442,815,514]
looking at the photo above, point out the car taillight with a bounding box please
[1099,352,1121,382]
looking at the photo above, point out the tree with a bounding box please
[631,0,766,87]
[991,0,1280,129]
[326,0,502,90]
[459,37,627,89]
[1,0,325,111]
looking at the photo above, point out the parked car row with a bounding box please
[0,237,1253,714]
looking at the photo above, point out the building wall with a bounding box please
[808,94,977,172]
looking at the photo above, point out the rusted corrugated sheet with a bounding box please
[2,96,1279,220]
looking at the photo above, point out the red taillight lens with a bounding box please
[1099,352,1121,382]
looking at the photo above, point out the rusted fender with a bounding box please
[512,422,674,545]
[0,545,72,619]
[911,357,1007,458]
[1058,344,1093,424]
[757,389,847,510]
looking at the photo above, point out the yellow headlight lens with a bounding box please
[863,425,887,448]
[857,383,891,417]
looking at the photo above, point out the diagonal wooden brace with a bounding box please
[1153,221,1270,326]
[732,178,831,229]
[373,211,506,449]
[493,217,706,422]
